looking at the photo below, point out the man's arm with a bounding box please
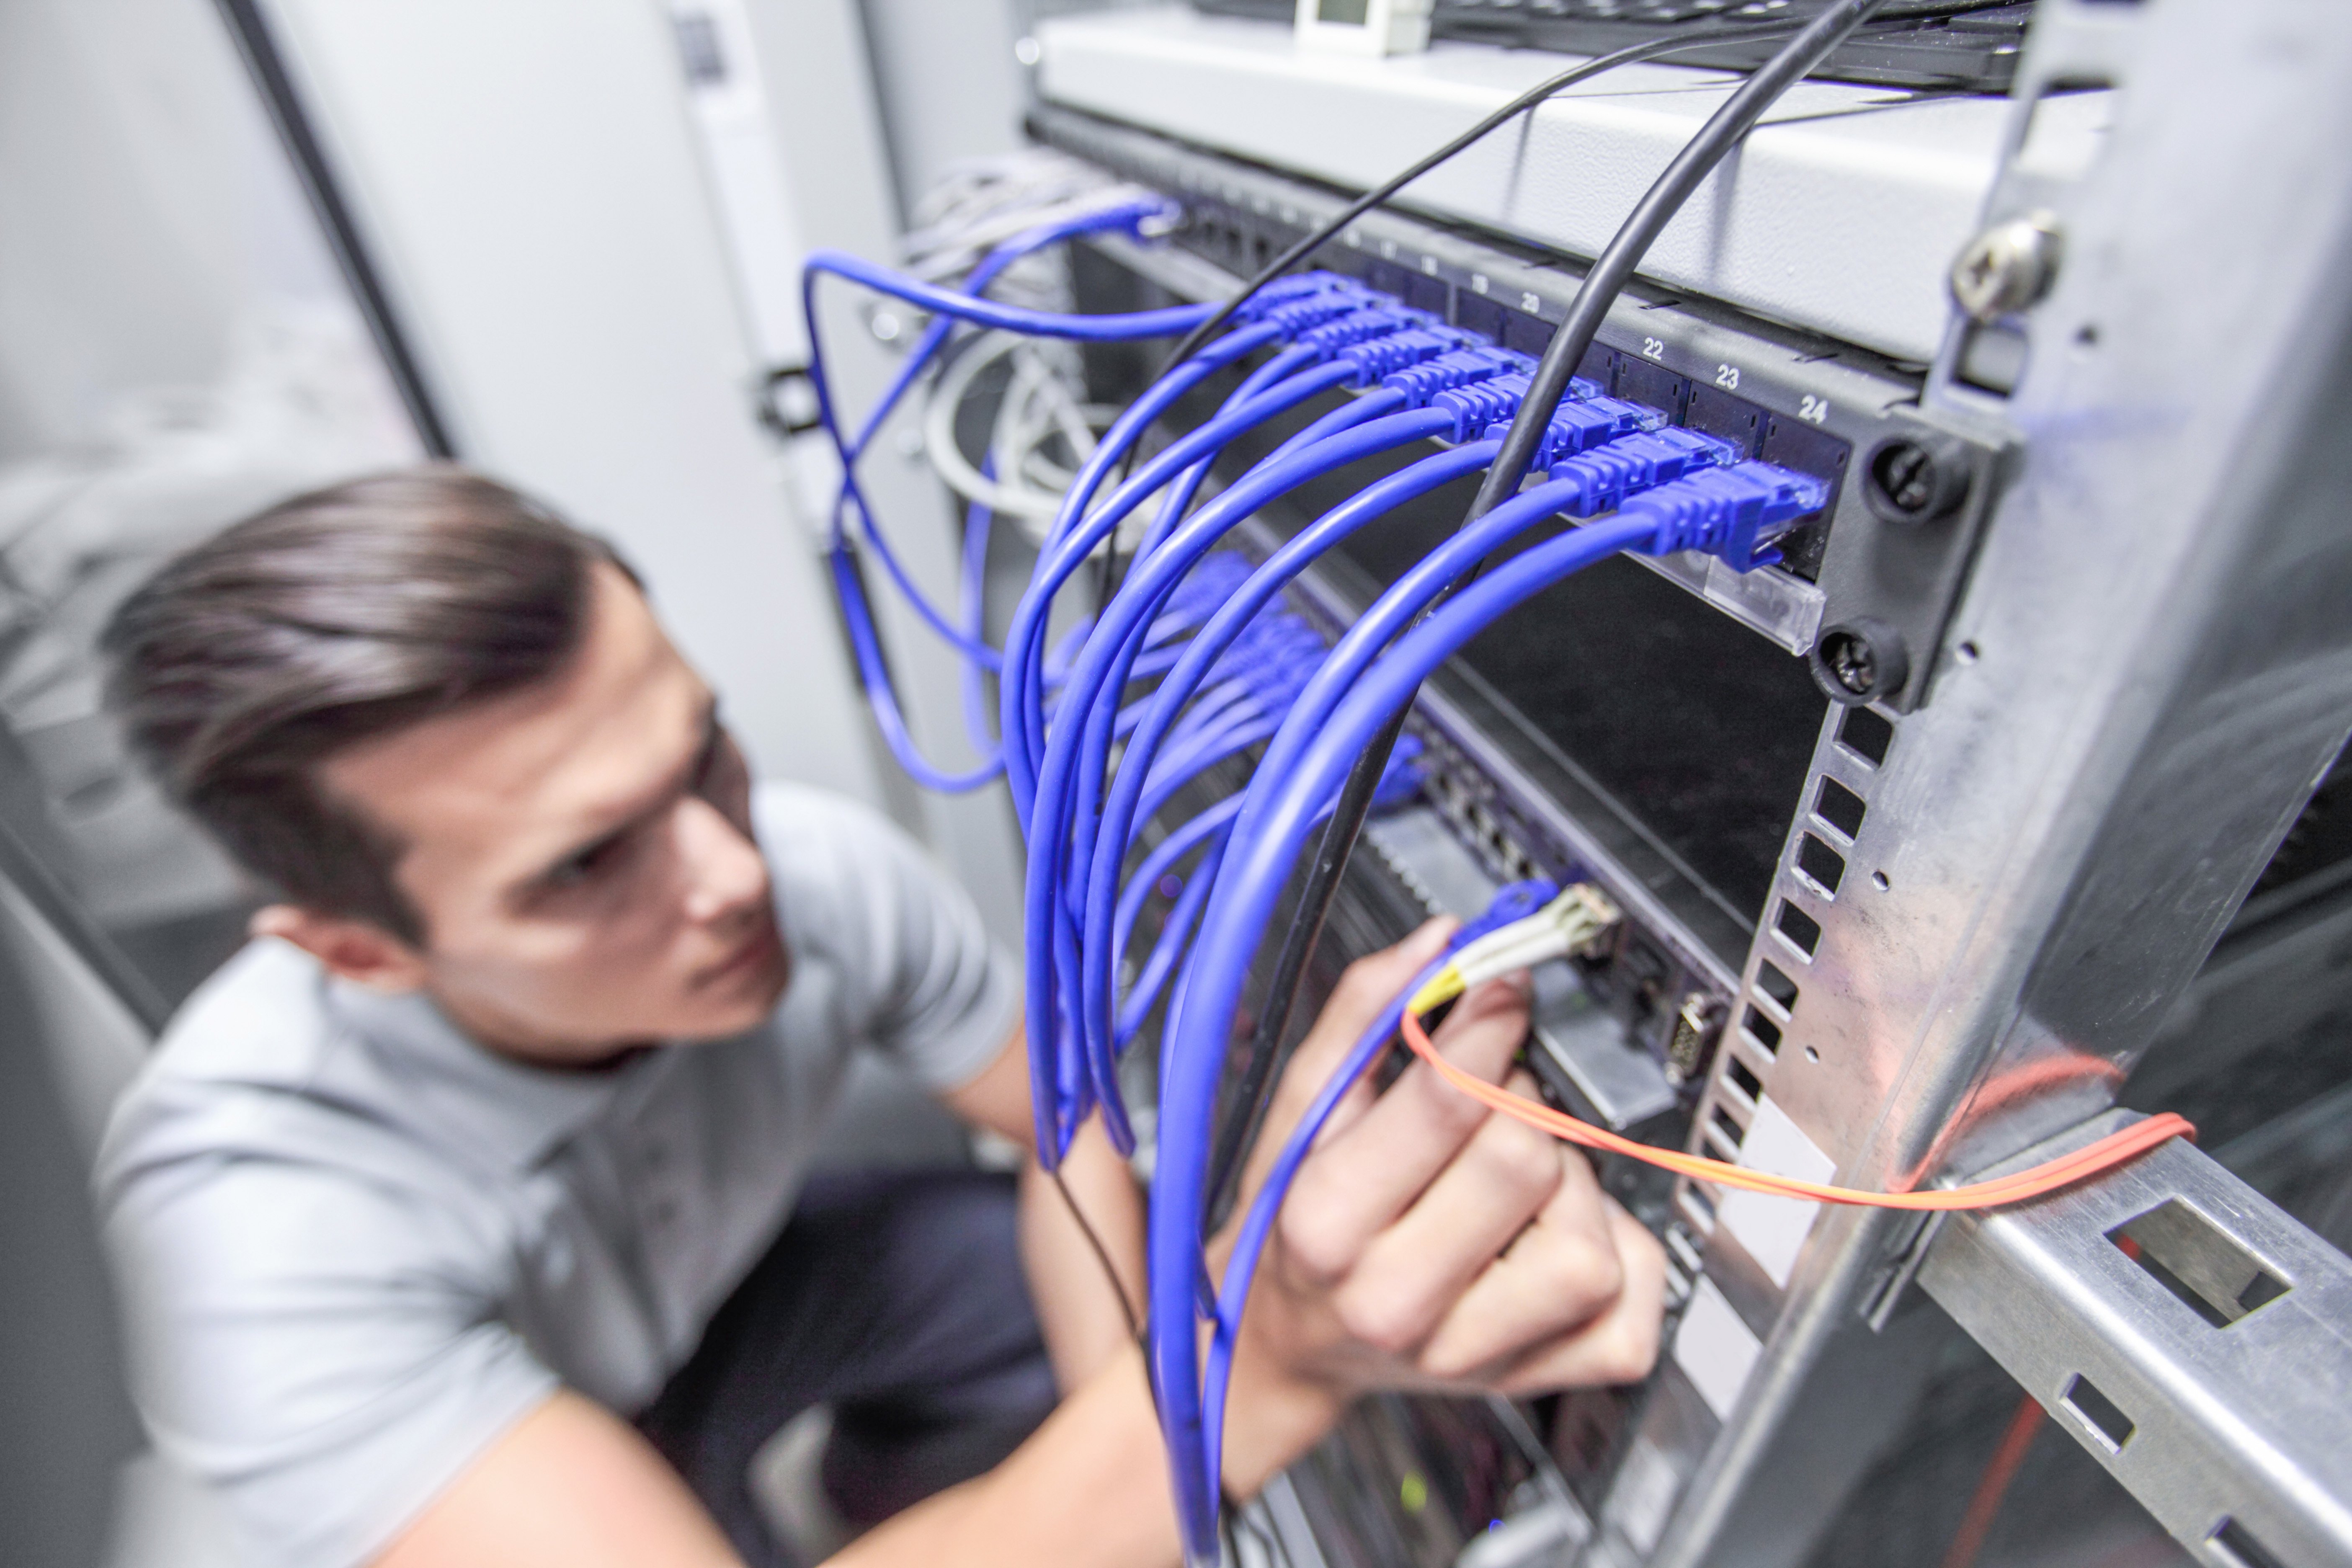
[941,1027,1146,1390]
[376,1393,738,1568]
[376,923,1662,1568]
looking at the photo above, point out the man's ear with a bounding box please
[250,904,430,992]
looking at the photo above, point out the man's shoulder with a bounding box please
[753,782,928,912]
[95,941,405,1208]
[752,780,901,859]
[147,938,340,1081]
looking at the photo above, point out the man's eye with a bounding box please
[545,835,626,890]
[692,730,736,800]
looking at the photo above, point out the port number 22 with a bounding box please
[1641,337,1666,361]
[1715,363,1741,390]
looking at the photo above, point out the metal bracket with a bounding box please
[1919,1110,2352,1567]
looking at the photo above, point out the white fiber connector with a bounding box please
[1451,884,1622,990]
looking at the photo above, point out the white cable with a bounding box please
[924,333,1071,526]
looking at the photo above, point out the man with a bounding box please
[95,467,1665,1568]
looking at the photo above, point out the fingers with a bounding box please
[1326,1070,1564,1357]
[1412,1142,1624,1380]
[1489,1204,1666,1394]
[1242,919,1456,1199]
[1275,975,1530,1286]
[1278,918,1454,1093]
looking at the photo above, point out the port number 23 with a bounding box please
[1715,363,1741,390]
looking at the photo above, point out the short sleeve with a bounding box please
[102,1147,558,1568]
[759,784,1020,1091]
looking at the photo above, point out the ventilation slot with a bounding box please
[2110,1199,2293,1328]
[1755,962,1800,1012]
[1797,833,1847,895]
[2208,1517,2288,1568]
[1742,1006,1783,1056]
[1724,1057,1763,1104]
[1816,777,1867,838]
[1776,900,1823,958]
[2059,1375,2134,1454]
[1837,706,1893,766]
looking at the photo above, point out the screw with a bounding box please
[1823,633,1877,696]
[1874,442,1934,511]
[1950,212,2063,322]
[1861,430,1970,524]
[1811,619,1911,707]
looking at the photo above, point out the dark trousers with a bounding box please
[636,1169,1057,1568]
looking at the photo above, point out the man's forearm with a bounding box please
[1018,1116,1146,1390]
[828,1341,1333,1568]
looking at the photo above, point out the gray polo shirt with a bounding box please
[95,784,1019,1568]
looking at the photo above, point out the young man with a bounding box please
[95,467,1664,1568]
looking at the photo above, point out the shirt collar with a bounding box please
[322,979,675,1171]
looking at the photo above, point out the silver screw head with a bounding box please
[1950,212,2063,322]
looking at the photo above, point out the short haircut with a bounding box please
[102,466,634,946]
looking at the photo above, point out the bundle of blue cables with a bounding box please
[801,219,1832,1565]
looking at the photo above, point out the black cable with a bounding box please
[1097,1,2010,656]
[1049,1164,1144,1346]
[1131,0,2015,431]
[1202,0,1901,1229]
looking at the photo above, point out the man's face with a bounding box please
[321,563,789,1063]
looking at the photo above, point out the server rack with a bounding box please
[1035,2,2352,1563]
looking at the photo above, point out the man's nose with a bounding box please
[676,796,769,926]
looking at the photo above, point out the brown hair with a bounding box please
[102,465,634,945]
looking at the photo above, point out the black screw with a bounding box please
[1872,442,1936,513]
[1822,631,1877,695]
[1810,619,1911,707]
[1861,431,1970,524]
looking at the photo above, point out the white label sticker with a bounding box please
[1610,1439,1681,1554]
[1718,1096,1837,1287]
[1673,1276,1762,1422]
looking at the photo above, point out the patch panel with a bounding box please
[1038,104,2009,712]
[1201,511,1730,1145]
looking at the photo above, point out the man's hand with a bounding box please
[1216,919,1666,1491]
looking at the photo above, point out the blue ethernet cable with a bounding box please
[1022,410,1469,1155]
[1002,359,1362,837]
[1094,470,1607,1155]
[1113,796,1245,976]
[1011,293,1511,730]
[1028,327,1617,1141]
[1197,445,1808,860]
[1151,462,1828,1556]
[826,545,1000,793]
[1149,514,1655,1554]
[1075,443,1501,1075]
[1002,329,1300,805]
[1118,843,1227,1047]
[802,248,1218,348]
[811,202,1194,675]
[1136,307,1490,559]
[1207,469,1624,864]
[845,198,1180,460]
[1199,879,1557,1491]
[956,482,999,759]
[804,201,1206,789]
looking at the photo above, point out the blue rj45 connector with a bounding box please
[1377,344,1529,403]
[1547,427,1743,517]
[1225,270,1356,321]
[1429,371,1651,456]
[1619,459,1831,571]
